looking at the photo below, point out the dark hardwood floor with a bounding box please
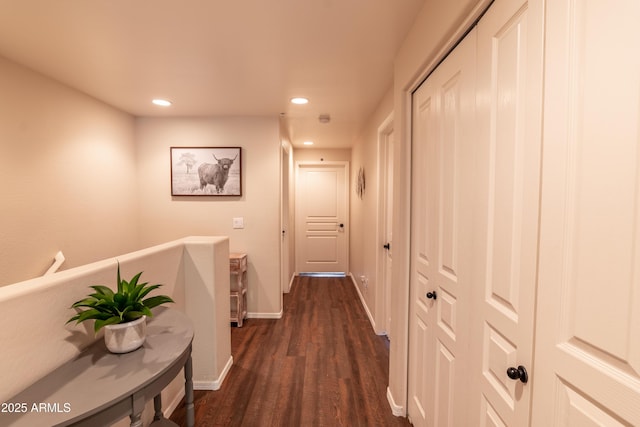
[170,275,412,426]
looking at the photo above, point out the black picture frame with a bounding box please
[170,147,242,196]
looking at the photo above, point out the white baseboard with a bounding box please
[387,387,405,417]
[247,310,283,319]
[348,273,377,332]
[194,355,234,391]
[164,387,185,419]
[164,355,234,419]
[284,273,296,293]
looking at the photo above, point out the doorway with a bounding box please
[295,161,349,274]
[376,113,394,337]
[281,142,294,293]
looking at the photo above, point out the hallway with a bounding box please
[170,275,411,426]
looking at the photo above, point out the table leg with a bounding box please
[129,412,143,427]
[184,354,194,427]
[153,394,163,421]
[130,392,145,427]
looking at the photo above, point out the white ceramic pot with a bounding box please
[104,315,147,353]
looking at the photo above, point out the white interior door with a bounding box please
[532,0,640,425]
[383,127,394,336]
[295,161,349,273]
[281,144,292,292]
[408,28,476,427]
[470,0,543,425]
[377,113,395,337]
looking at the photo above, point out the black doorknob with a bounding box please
[426,291,437,300]
[383,243,390,250]
[506,365,528,384]
[339,223,344,228]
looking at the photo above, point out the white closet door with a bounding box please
[533,0,640,425]
[408,28,477,427]
[469,0,544,425]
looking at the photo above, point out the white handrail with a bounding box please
[44,251,66,275]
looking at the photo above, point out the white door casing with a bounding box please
[532,0,640,425]
[471,0,543,425]
[408,28,476,427]
[295,161,349,273]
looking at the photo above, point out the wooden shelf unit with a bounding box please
[229,253,247,327]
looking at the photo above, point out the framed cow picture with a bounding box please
[170,147,242,196]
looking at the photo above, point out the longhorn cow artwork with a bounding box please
[170,147,242,196]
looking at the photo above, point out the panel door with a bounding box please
[281,145,292,292]
[470,0,544,425]
[383,128,394,336]
[377,116,395,337]
[295,162,349,273]
[408,28,476,427]
[532,0,640,425]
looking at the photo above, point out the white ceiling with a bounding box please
[0,0,425,148]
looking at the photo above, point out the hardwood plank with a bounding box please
[170,275,412,426]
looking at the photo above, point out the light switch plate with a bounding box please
[233,217,244,229]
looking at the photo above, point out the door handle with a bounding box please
[339,223,344,228]
[506,365,529,384]
[426,291,437,300]
[383,243,390,250]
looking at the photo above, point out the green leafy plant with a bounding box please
[67,263,174,332]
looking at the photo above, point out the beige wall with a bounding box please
[388,0,491,414]
[135,117,283,317]
[350,87,393,330]
[0,56,139,286]
[293,147,351,163]
[0,52,284,316]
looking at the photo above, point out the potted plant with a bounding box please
[67,263,174,353]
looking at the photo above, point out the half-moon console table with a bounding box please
[2,307,194,427]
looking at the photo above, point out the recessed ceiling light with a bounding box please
[290,97,309,105]
[303,141,314,145]
[152,99,172,107]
